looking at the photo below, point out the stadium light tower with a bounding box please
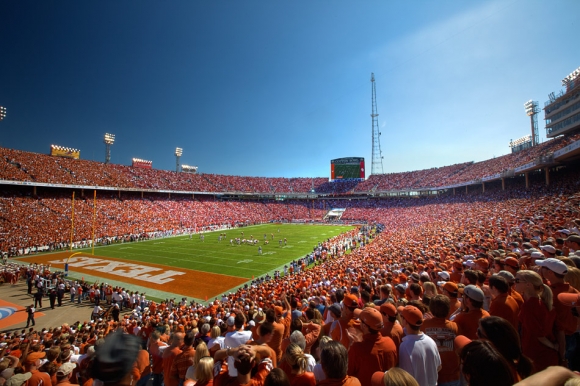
[524,100,540,147]
[104,133,115,164]
[0,106,6,121]
[371,73,384,175]
[175,147,183,172]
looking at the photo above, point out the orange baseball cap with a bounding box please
[454,335,472,355]
[379,302,397,318]
[371,371,386,386]
[504,257,520,269]
[354,307,383,330]
[343,294,359,308]
[25,351,46,364]
[397,305,423,326]
[439,281,458,295]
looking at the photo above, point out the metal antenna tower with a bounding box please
[371,73,384,174]
[524,100,540,147]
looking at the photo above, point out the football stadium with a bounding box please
[1,2,580,386]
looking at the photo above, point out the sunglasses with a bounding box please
[515,278,526,283]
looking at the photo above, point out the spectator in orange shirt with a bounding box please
[437,282,461,319]
[378,302,403,350]
[453,285,489,340]
[488,275,520,329]
[347,307,397,386]
[514,270,559,372]
[421,295,460,386]
[330,294,361,350]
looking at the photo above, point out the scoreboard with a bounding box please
[331,157,365,180]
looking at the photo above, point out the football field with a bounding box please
[19,223,356,300]
[90,223,356,278]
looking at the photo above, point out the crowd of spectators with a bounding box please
[2,132,579,195]
[1,163,580,386]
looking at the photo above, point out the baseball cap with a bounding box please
[475,258,489,269]
[226,316,235,326]
[354,307,384,330]
[342,294,359,308]
[438,271,450,281]
[464,260,476,268]
[379,302,397,318]
[394,284,406,294]
[503,257,520,269]
[371,371,386,386]
[496,271,515,283]
[397,305,423,326]
[454,335,472,355]
[536,258,568,275]
[540,245,556,254]
[274,306,284,316]
[439,281,458,295]
[56,362,76,376]
[566,235,580,244]
[530,251,544,259]
[328,304,342,318]
[557,292,580,307]
[462,285,484,303]
[24,351,46,364]
[5,373,32,386]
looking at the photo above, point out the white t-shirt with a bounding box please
[399,333,441,386]
[207,336,225,351]
[224,329,253,377]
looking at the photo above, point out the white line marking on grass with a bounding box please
[297,241,306,243]
[237,259,253,264]
[119,247,133,250]
[154,242,165,244]
[262,252,276,255]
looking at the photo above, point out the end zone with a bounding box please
[16,252,248,300]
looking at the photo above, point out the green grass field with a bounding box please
[88,223,356,278]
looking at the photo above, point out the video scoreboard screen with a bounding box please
[331,157,365,180]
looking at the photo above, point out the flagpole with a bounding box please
[92,190,97,255]
[70,191,75,251]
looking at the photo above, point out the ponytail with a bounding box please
[540,284,553,311]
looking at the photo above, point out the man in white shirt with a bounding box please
[224,313,253,377]
[398,305,441,386]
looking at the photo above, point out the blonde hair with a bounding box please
[383,367,419,386]
[194,356,214,384]
[194,342,209,365]
[285,343,308,374]
[565,267,580,292]
[517,270,553,311]
[210,326,222,339]
[422,282,437,297]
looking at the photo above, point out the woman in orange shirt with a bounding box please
[282,343,316,386]
[514,270,559,373]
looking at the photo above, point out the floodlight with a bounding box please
[104,133,115,164]
[0,106,6,121]
[104,133,115,145]
[175,147,183,172]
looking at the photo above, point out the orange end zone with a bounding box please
[17,252,248,300]
[0,298,45,330]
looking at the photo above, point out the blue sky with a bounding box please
[0,0,578,178]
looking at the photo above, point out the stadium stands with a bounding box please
[2,132,579,194]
